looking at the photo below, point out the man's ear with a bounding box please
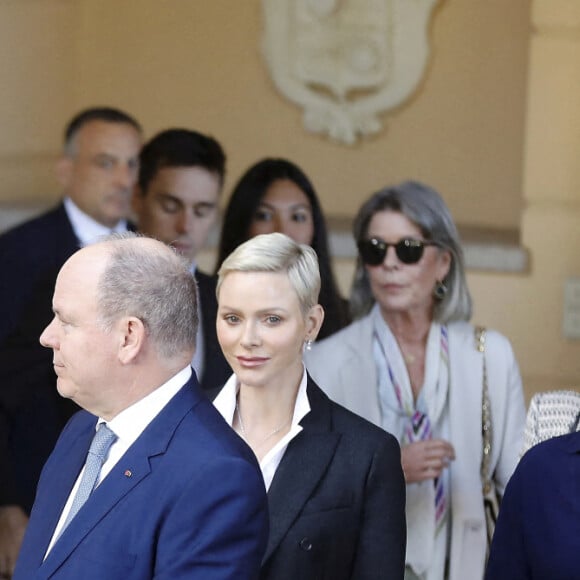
[55,156,73,189]
[118,317,146,365]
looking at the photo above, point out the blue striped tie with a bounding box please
[59,423,117,535]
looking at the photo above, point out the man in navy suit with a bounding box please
[132,129,231,392]
[485,431,580,579]
[13,234,268,579]
[0,107,142,576]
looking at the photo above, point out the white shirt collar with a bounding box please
[64,196,128,247]
[103,366,192,446]
[213,367,310,428]
[213,367,311,491]
[46,366,193,558]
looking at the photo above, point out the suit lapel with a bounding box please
[21,415,95,569]
[263,381,340,563]
[40,380,199,577]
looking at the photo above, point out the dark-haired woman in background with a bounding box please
[215,158,350,340]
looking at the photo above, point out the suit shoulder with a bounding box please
[186,394,258,464]
[0,204,72,270]
[448,320,513,350]
[521,430,579,467]
[0,205,65,244]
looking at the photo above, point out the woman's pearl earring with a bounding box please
[305,339,313,351]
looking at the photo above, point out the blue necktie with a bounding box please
[59,423,117,534]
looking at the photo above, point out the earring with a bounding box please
[305,339,313,351]
[433,280,448,300]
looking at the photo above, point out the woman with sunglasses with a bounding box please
[306,181,526,580]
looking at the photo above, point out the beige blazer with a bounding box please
[305,314,526,580]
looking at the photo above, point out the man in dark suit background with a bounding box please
[13,234,268,579]
[0,107,142,577]
[132,128,231,391]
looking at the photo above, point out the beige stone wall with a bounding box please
[3,0,580,399]
[0,0,528,228]
[510,0,580,397]
[69,0,529,229]
[0,0,77,204]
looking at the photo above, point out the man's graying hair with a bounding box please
[96,232,198,359]
[63,107,142,157]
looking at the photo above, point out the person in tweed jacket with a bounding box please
[521,389,580,455]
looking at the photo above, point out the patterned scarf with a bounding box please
[374,320,450,529]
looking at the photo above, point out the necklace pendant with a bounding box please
[235,401,290,449]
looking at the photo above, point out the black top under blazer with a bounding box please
[216,376,407,580]
[194,271,232,392]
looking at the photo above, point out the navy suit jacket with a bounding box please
[485,431,580,580]
[259,379,406,579]
[0,203,79,342]
[14,376,268,580]
[0,204,81,511]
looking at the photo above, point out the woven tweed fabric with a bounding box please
[522,390,580,455]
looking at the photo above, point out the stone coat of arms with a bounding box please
[262,0,440,144]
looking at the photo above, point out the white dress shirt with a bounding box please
[45,366,192,557]
[63,197,128,247]
[213,368,310,491]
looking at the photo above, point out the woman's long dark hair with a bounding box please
[216,158,350,339]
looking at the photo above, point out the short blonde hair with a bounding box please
[217,233,320,316]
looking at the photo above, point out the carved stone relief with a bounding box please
[262,0,440,144]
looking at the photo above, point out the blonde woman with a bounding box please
[213,232,406,580]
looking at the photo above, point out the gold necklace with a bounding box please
[235,402,290,449]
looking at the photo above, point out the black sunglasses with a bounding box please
[357,237,438,266]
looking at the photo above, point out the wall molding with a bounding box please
[0,202,528,274]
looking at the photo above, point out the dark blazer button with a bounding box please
[299,537,312,551]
